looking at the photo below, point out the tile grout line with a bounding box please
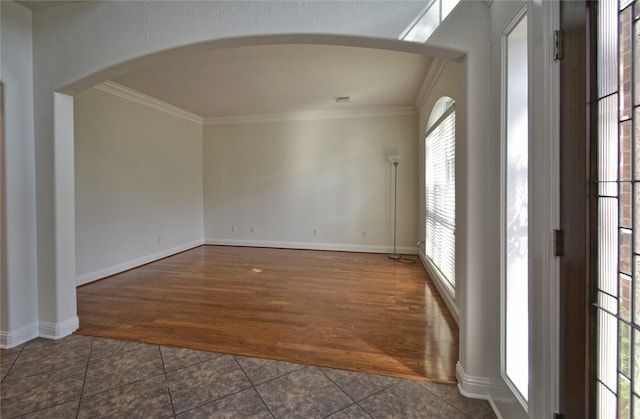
[355,401,375,419]
[80,342,223,417]
[10,400,76,419]
[317,367,358,406]
[320,402,366,419]
[443,398,480,419]
[88,338,157,362]
[163,354,258,417]
[172,385,259,417]
[76,336,95,419]
[417,381,481,419]
[0,337,95,418]
[80,342,247,417]
[80,370,167,400]
[158,345,178,418]
[84,372,169,397]
[231,355,258,387]
[317,366,398,417]
[1,338,92,383]
[356,381,405,419]
[0,344,26,385]
[162,350,226,375]
[232,355,277,419]
[237,363,310,388]
[314,366,375,419]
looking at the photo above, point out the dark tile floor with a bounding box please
[0,334,496,418]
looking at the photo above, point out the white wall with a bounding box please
[74,88,204,284]
[426,0,492,402]
[429,2,554,418]
[1,0,566,415]
[203,114,418,253]
[3,0,497,398]
[0,1,39,347]
[22,0,459,343]
[425,1,558,417]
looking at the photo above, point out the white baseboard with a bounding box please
[0,315,79,348]
[205,238,417,255]
[456,361,492,400]
[76,240,204,286]
[0,322,39,349]
[39,316,79,340]
[76,239,412,288]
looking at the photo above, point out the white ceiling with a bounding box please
[16,0,83,10]
[111,44,434,119]
[16,2,440,120]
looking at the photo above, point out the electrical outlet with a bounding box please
[250,226,255,234]
[313,228,318,236]
[157,235,161,243]
[362,231,367,238]
[231,225,237,233]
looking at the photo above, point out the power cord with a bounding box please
[390,241,424,265]
[395,257,417,265]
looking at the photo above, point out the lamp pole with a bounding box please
[389,159,400,260]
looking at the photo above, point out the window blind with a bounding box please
[425,110,456,290]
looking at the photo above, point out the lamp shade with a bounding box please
[388,155,401,164]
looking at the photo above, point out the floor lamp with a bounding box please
[388,155,401,260]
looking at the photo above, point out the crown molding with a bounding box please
[94,81,204,125]
[415,58,448,109]
[203,106,417,126]
[94,81,416,126]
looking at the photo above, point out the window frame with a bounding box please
[424,98,456,299]
[500,6,530,410]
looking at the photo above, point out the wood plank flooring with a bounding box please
[76,246,458,383]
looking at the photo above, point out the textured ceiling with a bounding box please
[112,44,434,119]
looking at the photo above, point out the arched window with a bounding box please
[425,96,455,292]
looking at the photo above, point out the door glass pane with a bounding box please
[599,0,619,98]
[620,321,631,376]
[621,7,633,120]
[504,13,529,402]
[596,0,640,416]
[620,374,631,419]
[634,328,640,391]
[598,381,617,418]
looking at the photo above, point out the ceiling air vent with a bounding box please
[334,96,350,104]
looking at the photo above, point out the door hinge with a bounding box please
[554,229,565,257]
[553,30,564,60]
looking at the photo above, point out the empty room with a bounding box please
[3,0,606,418]
[69,41,467,414]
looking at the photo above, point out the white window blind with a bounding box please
[425,109,456,290]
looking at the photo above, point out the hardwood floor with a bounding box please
[76,246,458,383]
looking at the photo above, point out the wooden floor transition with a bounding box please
[76,246,458,383]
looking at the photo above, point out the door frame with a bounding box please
[558,1,596,417]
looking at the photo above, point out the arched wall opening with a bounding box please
[59,34,463,96]
[54,33,465,333]
[10,0,566,415]
[5,0,568,415]
[3,0,494,403]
